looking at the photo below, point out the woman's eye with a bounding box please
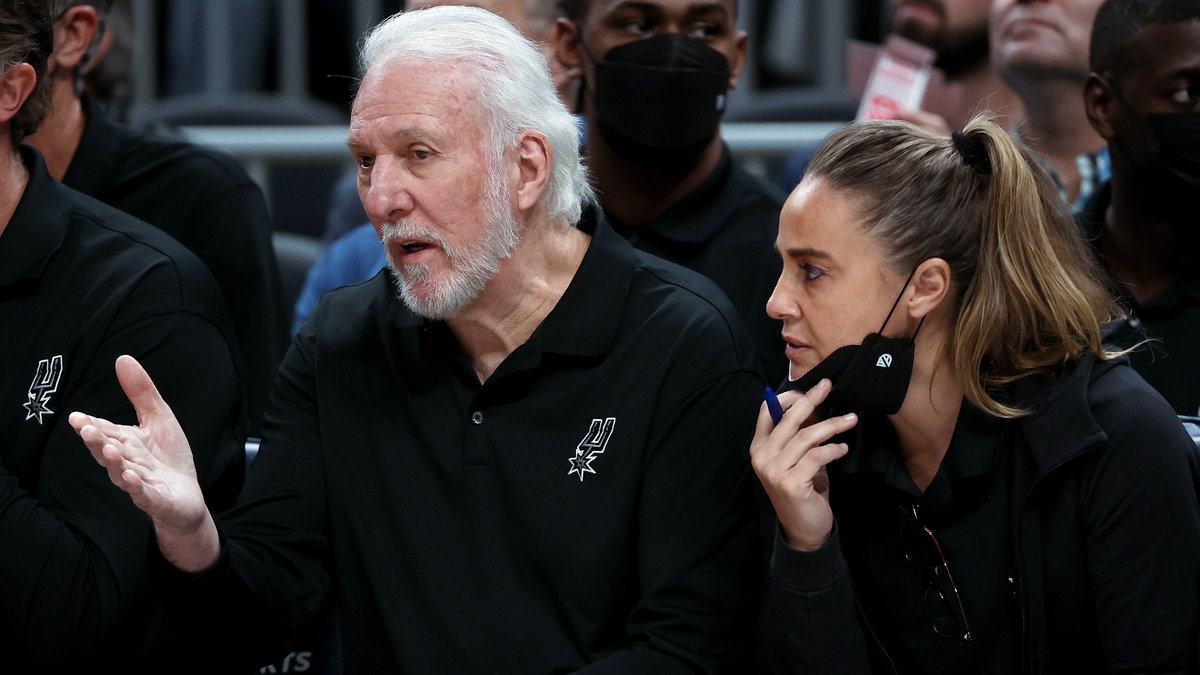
[801,264,825,282]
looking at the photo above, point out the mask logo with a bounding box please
[876,354,893,368]
[23,355,64,425]
[568,417,616,482]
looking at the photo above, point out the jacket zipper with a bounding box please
[1012,440,1103,675]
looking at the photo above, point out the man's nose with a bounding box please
[360,157,415,224]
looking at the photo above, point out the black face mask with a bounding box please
[1145,113,1200,188]
[777,276,922,416]
[1107,80,1200,204]
[590,33,731,165]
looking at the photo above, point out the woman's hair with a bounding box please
[805,116,1121,418]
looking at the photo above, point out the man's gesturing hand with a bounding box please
[69,355,220,573]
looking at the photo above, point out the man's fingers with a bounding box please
[114,355,175,425]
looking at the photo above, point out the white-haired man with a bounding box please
[72,6,762,673]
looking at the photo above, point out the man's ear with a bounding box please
[514,130,552,213]
[50,5,101,74]
[1083,72,1116,141]
[728,30,748,89]
[553,17,585,81]
[0,63,38,126]
[907,257,952,321]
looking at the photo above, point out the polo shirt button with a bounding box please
[471,411,484,425]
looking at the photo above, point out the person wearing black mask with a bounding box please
[554,0,788,380]
[1080,0,1200,416]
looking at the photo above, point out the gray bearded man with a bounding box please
[72,6,764,673]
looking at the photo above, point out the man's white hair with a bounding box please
[359,5,593,225]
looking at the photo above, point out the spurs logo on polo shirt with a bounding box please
[567,417,616,482]
[23,355,64,425]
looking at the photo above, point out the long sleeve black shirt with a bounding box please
[167,215,766,673]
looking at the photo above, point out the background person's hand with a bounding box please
[894,107,952,137]
[749,379,858,551]
[69,355,219,572]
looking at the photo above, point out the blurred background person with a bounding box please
[555,0,788,379]
[25,0,286,435]
[776,0,1023,193]
[1080,0,1200,416]
[991,0,1108,209]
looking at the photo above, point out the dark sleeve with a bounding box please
[0,309,242,667]
[184,181,287,436]
[155,329,330,666]
[1083,370,1200,673]
[756,525,873,674]
[573,368,765,674]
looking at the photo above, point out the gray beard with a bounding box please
[382,172,522,320]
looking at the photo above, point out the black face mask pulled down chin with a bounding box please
[777,333,916,416]
[590,33,731,167]
[777,277,922,416]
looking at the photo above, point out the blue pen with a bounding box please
[764,386,784,425]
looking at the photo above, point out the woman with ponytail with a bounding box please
[752,115,1200,674]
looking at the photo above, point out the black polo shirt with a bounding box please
[0,147,243,671]
[830,403,1020,674]
[175,213,765,673]
[608,147,788,381]
[1078,183,1200,416]
[62,95,286,433]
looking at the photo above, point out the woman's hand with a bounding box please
[750,379,859,551]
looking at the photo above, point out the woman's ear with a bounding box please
[908,257,952,320]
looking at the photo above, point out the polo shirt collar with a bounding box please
[385,206,634,360]
[609,144,738,245]
[0,146,72,287]
[534,206,633,356]
[61,93,122,196]
[838,401,1004,499]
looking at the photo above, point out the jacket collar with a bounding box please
[1013,353,1113,477]
[0,146,72,287]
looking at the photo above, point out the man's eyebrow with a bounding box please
[346,127,442,149]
